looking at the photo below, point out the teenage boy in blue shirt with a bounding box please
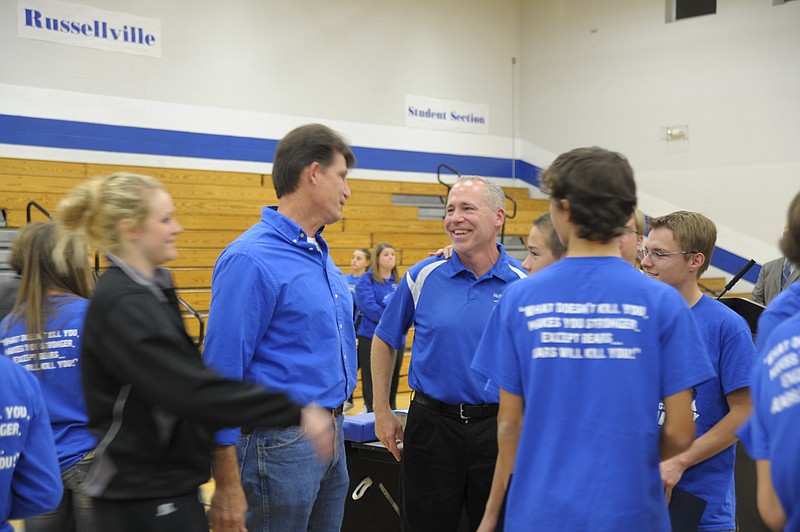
[472,147,713,531]
[642,211,754,532]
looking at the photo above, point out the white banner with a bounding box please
[17,0,161,58]
[405,95,489,135]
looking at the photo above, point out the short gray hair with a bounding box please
[453,176,505,212]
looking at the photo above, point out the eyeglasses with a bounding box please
[637,249,698,262]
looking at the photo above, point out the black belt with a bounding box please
[413,390,498,420]
[242,404,343,434]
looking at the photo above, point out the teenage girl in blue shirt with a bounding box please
[1,221,97,532]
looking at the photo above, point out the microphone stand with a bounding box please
[716,259,756,300]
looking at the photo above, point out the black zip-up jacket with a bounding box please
[81,264,301,499]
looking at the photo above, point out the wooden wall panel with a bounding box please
[166,249,223,268]
[0,156,547,402]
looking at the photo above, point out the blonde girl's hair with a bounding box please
[57,172,164,254]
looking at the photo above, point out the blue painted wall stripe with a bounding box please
[0,114,540,185]
[0,114,278,162]
[0,113,757,281]
[711,246,760,285]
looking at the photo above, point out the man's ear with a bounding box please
[689,252,706,274]
[557,198,573,221]
[552,198,570,210]
[495,208,507,228]
[305,162,322,186]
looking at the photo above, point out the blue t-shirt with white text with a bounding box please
[1,295,96,472]
[0,355,62,530]
[472,257,715,531]
[738,311,800,532]
[755,281,800,352]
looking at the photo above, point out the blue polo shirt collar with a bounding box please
[448,243,521,283]
[261,206,327,248]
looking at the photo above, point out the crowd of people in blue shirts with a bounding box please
[0,124,799,532]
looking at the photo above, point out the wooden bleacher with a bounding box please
[0,157,547,403]
[0,157,746,404]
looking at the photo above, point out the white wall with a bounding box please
[1,0,521,136]
[519,0,800,263]
[2,0,799,277]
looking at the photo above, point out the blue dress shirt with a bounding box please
[204,207,357,445]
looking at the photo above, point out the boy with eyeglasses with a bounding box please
[642,211,755,532]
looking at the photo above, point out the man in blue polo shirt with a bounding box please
[372,176,526,531]
[203,124,358,531]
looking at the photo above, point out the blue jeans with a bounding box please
[237,414,348,532]
[25,453,96,532]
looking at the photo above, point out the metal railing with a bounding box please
[178,296,206,348]
[91,256,205,347]
[436,163,461,190]
[26,201,53,223]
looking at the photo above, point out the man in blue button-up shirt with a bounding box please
[372,176,527,531]
[203,124,357,532]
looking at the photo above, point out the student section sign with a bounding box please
[17,0,161,58]
[405,95,489,135]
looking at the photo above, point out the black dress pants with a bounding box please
[401,398,498,532]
